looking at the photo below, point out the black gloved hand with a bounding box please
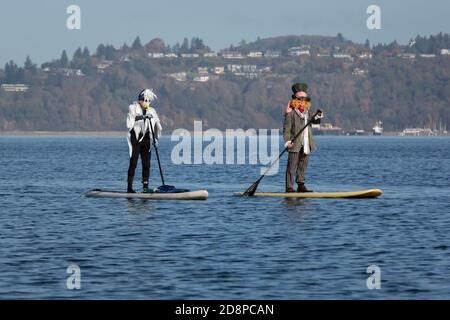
[135,115,144,121]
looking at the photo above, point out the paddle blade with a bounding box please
[243,179,261,196]
[155,185,190,193]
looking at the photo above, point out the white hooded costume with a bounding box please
[126,102,162,157]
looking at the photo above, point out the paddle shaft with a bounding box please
[146,115,165,186]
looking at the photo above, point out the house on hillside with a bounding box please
[164,53,178,58]
[441,49,450,55]
[247,51,263,58]
[180,53,200,58]
[193,76,209,82]
[332,53,353,60]
[168,72,187,82]
[419,54,436,58]
[288,47,310,56]
[398,53,416,59]
[1,84,29,92]
[148,53,164,58]
[264,50,281,58]
[203,52,217,57]
[227,64,257,73]
[352,68,367,76]
[197,67,209,76]
[213,66,225,74]
[96,60,114,73]
[221,51,244,59]
[60,68,84,77]
[358,53,373,59]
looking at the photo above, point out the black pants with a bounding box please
[128,130,151,187]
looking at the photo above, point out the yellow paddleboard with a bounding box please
[235,189,383,199]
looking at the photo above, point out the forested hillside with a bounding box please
[1,34,449,132]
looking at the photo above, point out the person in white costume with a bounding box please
[126,89,162,193]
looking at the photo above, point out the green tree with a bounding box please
[180,37,189,52]
[4,60,24,83]
[73,47,83,60]
[96,44,106,57]
[24,56,36,71]
[60,50,69,68]
[132,36,142,49]
[82,47,91,59]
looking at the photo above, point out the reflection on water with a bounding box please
[124,198,157,214]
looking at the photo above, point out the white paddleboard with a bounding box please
[86,189,208,200]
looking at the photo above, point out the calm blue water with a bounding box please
[0,135,450,299]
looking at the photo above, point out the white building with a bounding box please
[221,51,244,59]
[227,64,257,73]
[61,68,84,76]
[358,53,373,59]
[168,72,187,82]
[419,54,436,58]
[197,67,209,76]
[247,51,263,58]
[164,53,178,58]
[288,47,310,56]
[148,53,164,58]
[119,55,131,62]
[193,76,209,82]
[264,50,281,58]
[398,53,416,59]
[352,68,367,76]
[441,49,450,55]
[213,66,225,74]
[203,52,217,57]
[333,53,353,60]
[96,60,114,73]
[1,84,29,92]
[180,53,200,58]
[234,73,258,79]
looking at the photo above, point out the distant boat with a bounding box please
[312,123,344,135]
[373,121,383,136]
[346,129,369,136]
[400,128,436,136]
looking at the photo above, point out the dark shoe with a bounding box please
[297,183,313,192]
[285,187,295,193]
[128,177,134,193]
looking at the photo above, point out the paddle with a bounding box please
[243,110,320,196]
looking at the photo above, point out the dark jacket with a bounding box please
[283,109,321,153]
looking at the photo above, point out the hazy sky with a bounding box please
[0,0,449,66]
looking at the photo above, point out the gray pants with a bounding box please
[285,150,310,189]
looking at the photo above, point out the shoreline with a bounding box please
[0,130,449,137]
[0,131,126,137]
